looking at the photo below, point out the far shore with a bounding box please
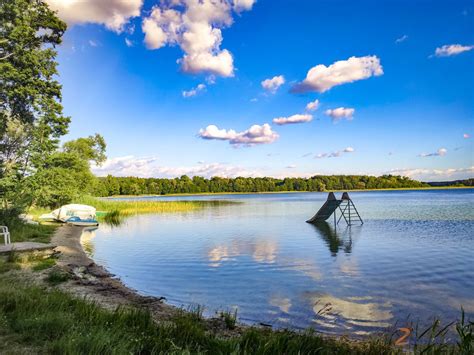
[103,185,473,199]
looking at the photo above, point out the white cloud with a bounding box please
[315,147,355,159]
[434,44,474,57]
[291,55,383,93]
[388,167,474,182]
[272,114,313,125]
[325,107,355,122]
[261,75,285,93]
[45,0,142,32]
[199,123,279,146]
[305,99,319,112]
[250,98,258,102]
[233,0,256,11]
[125,38,133,47]
[395,35,408,44]
[142,0,256,77]
[92,156,263,178]
[463,133,470,139]
[419,148,447,157]
[88,40,99,47]
[286,164,296,169]
[182,83,206,98]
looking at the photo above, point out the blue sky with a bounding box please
[49,0,473,181]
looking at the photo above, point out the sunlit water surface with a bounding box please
[82,190,474,336]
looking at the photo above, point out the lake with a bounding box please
[82,189,474,336]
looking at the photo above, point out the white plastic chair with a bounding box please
[1,226,11,245]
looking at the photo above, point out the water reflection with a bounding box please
[207,239,278,267]
[311,222,353,256]
[269,295,292,314]
[310,293,393,329]
[80,227,98,255]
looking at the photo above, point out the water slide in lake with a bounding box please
[306,192,342,223]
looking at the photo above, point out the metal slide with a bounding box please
[306,192,342,223]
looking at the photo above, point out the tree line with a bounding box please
[95,174,429,196]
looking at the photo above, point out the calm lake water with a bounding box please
[82,189,474,336]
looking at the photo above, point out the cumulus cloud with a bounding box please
[198,123,279,146]
[142,0,256,77]
[45,0,142,32]
[315,147,355,159]
[419,148,447,157]
[272,114,313,125]
[291,55,383,93]
[325,107,355,122]
[92,156,264,178]
[305,99,319,112]
[434,44,474,57]
[388,166,474,182]
[463,133,470,139]
[182,83,206,98]
[395,35,408,43]
[261,75,285,93]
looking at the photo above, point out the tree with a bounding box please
[1,0,69,209]
[30,134,108,207]
[63,134,107,165]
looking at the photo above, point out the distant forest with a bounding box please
[94,174,432,196]
[427,178,474,187]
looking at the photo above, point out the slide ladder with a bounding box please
[306,192,363,226]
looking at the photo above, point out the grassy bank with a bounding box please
[0,264,472,354]
[0,269,391,354]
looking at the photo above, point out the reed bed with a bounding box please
[77,195,235,216]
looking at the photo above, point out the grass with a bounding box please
[0,274,472,354]
[219,309,238,330]
[78,195,235,215]
[0,259,472,354]
[0,216,57,244]
[45,269,71,285]
[0,251,57,274]
[0,275,398,354]
[31,258,56,271]
[75,195,237,225]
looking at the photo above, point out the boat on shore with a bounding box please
[66,216,99,227]
[40,204,99,226]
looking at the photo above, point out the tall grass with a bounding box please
[0,272,472,354]
[77,195,235,216]
[0,275,398,354]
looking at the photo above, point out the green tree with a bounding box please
[30,133,107,208]
[63,134,106,165]
[1,0,69,209]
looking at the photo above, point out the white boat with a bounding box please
[40,204,97,223]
